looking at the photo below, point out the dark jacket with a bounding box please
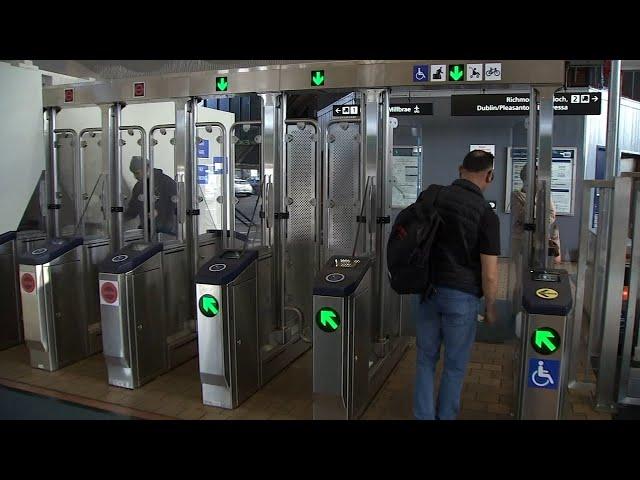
[124,168,177,235]
[431,179,497,297]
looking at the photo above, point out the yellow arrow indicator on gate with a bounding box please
[536,288,559,300]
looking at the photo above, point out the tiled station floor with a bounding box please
[0,261,610,420]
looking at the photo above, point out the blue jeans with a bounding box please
[414,286,479,420]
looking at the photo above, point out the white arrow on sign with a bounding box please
[592,96,599,102]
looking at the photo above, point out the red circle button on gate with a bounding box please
[101,281,118,304]
[21,273,36,293]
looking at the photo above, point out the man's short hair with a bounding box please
[129,155,147,173]
[462,150,494,172]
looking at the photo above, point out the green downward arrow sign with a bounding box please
[449,65,464,81]
[311,70,325,86]
[216,77,228,91]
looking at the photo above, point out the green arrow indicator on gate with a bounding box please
[449,64,464,81]
[311,70,325,86]
[316,307,340,332]
[199,294,219,317]
[216,76,229,92]
[531,327,560,355]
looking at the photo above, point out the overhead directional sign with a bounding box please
[216,76,229,92]
[531,327,561,355]
[333,104,360,117]
[316,307,340,333]
[451,92,602,116]
[389,103,434,116]
[449,64,465,81]
[311,70,325,87]
[199,294,219,317]
[333,103,433,116]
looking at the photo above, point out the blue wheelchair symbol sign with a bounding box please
[413,65,429,82]
[528,358,560,390]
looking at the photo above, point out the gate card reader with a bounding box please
[99,242,163,274]
[313,255,372,297]
[196,249,259,285]
[522,269,572,316]
[19,236,83,265]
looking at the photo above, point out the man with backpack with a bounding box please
[410,150,500,420]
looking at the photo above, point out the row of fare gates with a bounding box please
[1,60,638,419]
[0,95,415,419]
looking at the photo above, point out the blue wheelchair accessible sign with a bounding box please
[528,358,560,390]
[413,65,429,82]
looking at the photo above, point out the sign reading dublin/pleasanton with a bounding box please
[451,92,602,116]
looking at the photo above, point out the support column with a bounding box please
[44,107,60,239]
[362,89,391,350]
[535,86,556,270]
[605,60,622,180]
[259,92,285,334]
[175,98,199,318]
[523,88,538,274]
[100,103,123,253]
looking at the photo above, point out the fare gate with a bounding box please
[515,269,573,419]
[196,249,260,409]
[312,256,373,419]
[99,242,166,389]
[19,237,99,371]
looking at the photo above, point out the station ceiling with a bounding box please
[30,60,327,80]
[15,59,640,83]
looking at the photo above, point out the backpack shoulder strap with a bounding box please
[418,184,444,208]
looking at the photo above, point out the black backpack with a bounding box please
[387,184,444,297]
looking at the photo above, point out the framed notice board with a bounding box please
[504,147,577,216]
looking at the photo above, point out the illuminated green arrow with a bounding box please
[311,70,325,86]
[316,307,340,332]
[449,65,464,81]
[320,310,337,329]
[199,294,219,317]
[535,329,557,352]
[216,77,228,91]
